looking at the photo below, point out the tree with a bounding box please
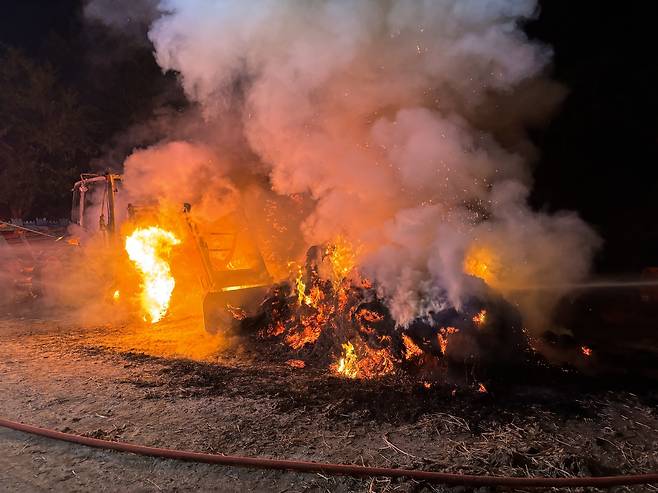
[0,48,91,219]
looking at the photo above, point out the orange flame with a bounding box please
[438,326,459,355]
[472,309,487,326]
[266,321,285,337]
[581,345,592,357]
[125,226,180,323]
[285,322,322,349]
[327,235,357,283]
[294,266,307,305]
[332,341,394,379]
[334,341,359,379]
[402,334,423,360]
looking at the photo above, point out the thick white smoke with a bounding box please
[88,0,600,331]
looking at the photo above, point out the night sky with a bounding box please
[1,0,657,274]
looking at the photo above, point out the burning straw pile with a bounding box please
[249,237,536,389]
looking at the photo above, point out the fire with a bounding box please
[294,266,307,305]
[293,265,324,307]
[334,341,359,379]
[327,235,357,283]
[285,322,322,349]
[282,238,359,352]
[125,226,180,323]
[472,309,487,326]
[112,289,120,301]
[464,246,499,285]
[284,296,331,349]
[581,345,593,357]
[332,341,395,379]
[402,334,423,360]
[438,326,459,355]
[266,321,285,337]
[477,383,488,393]
[307,286,323,307]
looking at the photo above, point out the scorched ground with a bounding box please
[1,310,657,492]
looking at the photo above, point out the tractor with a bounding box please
[71,171,272,333]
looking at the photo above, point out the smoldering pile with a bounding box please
[233,242,538,388]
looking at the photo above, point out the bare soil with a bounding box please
[1,312,657,492]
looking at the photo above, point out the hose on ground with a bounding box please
[2,417,657,488]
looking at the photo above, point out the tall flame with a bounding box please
[334,342,359,379]
[125,226,180,323]
[326,235,358,284]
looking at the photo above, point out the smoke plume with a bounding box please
[87,0,600,332]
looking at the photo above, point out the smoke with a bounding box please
[87,0,599,332]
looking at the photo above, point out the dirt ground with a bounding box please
[1,311,657,493]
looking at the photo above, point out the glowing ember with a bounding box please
[473,309,487,326]
[125,226,180,323]
[112,289,120,301]
[477,383,488,393]
[267,321,285,337]
[286,359,306,368]
[581,345,593,357]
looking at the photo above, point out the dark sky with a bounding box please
[1,0,657,274]
[525,2,658,273]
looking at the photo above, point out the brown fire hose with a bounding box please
[1,417,657,488]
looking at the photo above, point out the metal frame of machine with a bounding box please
[70,172,272,332]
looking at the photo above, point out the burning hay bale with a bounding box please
[239,242,540,390]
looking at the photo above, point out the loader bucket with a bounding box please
[202,285,270,334]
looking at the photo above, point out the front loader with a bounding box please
[70,171,272,333]
[181,203,272,333]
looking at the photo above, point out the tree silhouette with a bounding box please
[0,48,91,219]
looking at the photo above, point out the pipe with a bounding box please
[507,278,658,292]
[0,220,64,241]
[1,417,657,488]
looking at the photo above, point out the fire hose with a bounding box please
[1,417,658,488]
